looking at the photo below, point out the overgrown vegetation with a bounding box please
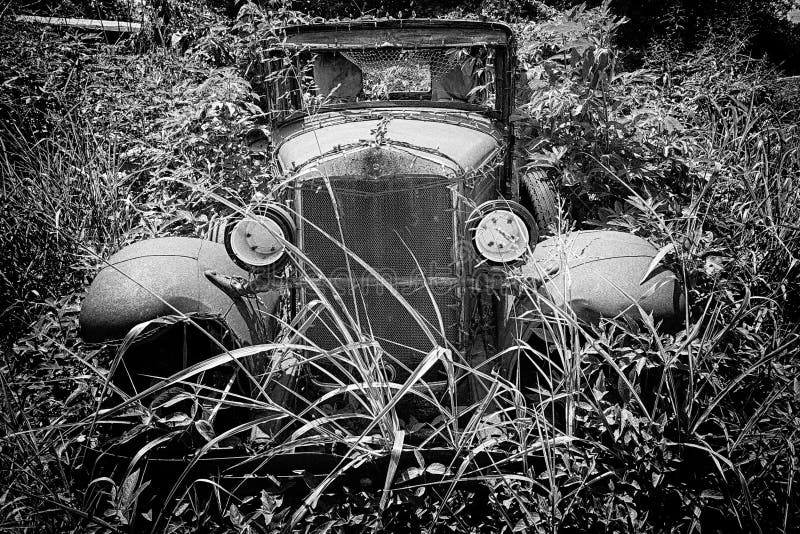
[1,1,799,532]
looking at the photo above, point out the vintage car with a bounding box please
[80,19,684,432]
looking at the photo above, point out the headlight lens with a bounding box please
[468,200,537,264]
[225,205,295,272]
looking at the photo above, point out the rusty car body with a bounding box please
[80,19,684,431]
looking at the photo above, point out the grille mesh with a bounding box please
[300,175,459,379]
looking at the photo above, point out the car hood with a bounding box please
[271,108,504,177]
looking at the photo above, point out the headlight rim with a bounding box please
[466,199,538,266]
[224,204,296,273]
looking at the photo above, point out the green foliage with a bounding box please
[14,0,144,19]
[610,0,800,74]
[510,3,800,532]
[0,21,267,530]
[281,0,473,19]
[515,2,686,225]
[0,18,267,330]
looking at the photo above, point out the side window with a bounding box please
[260,52,302,118]
[312,52,363,103]
[432,47,495,105]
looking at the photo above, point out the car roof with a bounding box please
[279,18,513,49]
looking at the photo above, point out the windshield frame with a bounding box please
[262,19,516,126]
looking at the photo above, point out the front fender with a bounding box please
[508,231,685,343]
[80,237,280,344]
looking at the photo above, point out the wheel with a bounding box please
[205,217,227,244]
[520,170,559,236]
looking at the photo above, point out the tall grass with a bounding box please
[0,97,137,530]
[0,115,134,326]
[0,21,249,532]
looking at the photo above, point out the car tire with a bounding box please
[206,217,227,244]
[520,170,558,236]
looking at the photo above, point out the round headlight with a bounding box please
[467,200,537,264]
[224,205,295,272]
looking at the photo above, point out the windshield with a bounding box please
[259,44,499,122]
[315,47,494,102]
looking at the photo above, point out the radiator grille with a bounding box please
[299,174,460,379]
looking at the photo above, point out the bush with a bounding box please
[0,16,266,531]
[511,3,800,531]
